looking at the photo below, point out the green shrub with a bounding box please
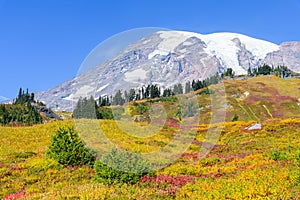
[14,151,36,159]
[132,102,149,115]
[97,107,124,120]
[94,148,152,185]
[295,150,300,166]
[198,88,214,95]
[46,127,96,166]
[296,171,300,184]
[231,114,239,122]
[270,150,288,161]
[97,107,114,119]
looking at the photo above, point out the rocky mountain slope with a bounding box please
[35,30,300,111]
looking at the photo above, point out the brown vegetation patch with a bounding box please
[269,95,295,102]
[244,95,261,104]
[240,141,256,146]
[255,82,266,87]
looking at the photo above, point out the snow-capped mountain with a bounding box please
[36,30,300,111]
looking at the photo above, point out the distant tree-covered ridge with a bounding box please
[247,64,293,77]
[0,88,43,125]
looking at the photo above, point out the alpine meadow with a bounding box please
[1,2,300,199]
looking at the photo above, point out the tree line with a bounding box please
[106,73,222,105]
[72,64,295,119]
[247,65,292,77]
[72,73,223,119]
[0,88,43,125]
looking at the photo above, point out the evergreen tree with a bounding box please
[18,88,22,102]
[89,96,98,118]
[173,84,183,95]
[30,93,35,102]
[46,127,96,166]
[112,90,125,105]
[98,96,102,107]
[124,91,129,102]
[0,105,9,124]
[247,67,252,76]
[197,80,204,90]
[224,68,234,78]
[14,88,36,105]
[0,104,5,115]
[1,88,42,125]
[98,96,110,107]
[1,111,9,124]
[253,68,258,76]
[257,64,272,75]
[135,89,141,100]
[185,81,191,93]
[73,96,97,119]
[145,85,150,98]
[128,89,136,101]
[73,97,82,118]
[150,85,160,98]
[192,80,196,91]
[163,88,174,97]
[141,87,146,99]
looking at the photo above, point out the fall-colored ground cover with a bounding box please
[0,117,300,199]
[198,76,300,123]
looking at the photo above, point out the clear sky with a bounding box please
[1,0,300,99]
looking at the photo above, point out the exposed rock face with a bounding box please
[33,104,63,120]
[35,31,300,111]
[264,42,300,73]
[232,38,257,71]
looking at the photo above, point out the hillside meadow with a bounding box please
[0,117,300,199]
[0,75,300,199]
[198,75,300,123]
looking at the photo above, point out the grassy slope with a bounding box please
[198,75,300,123]
[0,76,300,199]
[0,118,299,199]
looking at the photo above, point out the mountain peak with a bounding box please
[152,30,279,74]
[36,30,300,111]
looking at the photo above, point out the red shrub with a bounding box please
[3,192,26,200]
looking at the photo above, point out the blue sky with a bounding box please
[1,0,300,99]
